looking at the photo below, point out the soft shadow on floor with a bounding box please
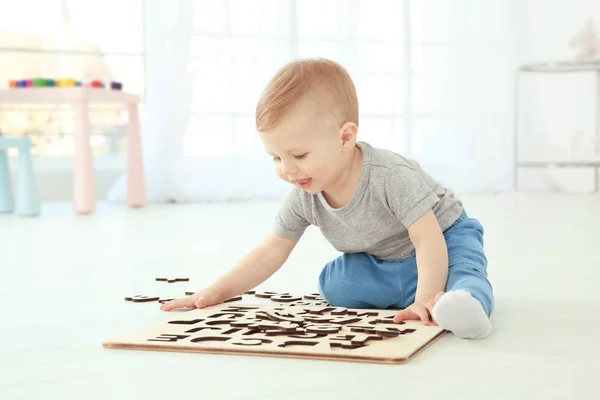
[477,297,600,358]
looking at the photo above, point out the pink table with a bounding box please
[0,87,146,214]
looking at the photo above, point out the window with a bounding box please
[0,0,144,158]
[184,0,409,157]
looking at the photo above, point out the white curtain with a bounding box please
[109,0,519,203]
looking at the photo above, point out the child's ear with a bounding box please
[338,122,358,151]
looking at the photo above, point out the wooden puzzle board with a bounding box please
[104,303,446,364]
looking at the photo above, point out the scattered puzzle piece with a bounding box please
[255,291,289,299]
[156,277,189,283]
[125,295,160,302]
[270,294,302,303]
[156,278,190,283]
[303,293,325,301]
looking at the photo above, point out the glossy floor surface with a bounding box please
[0,193,598,399]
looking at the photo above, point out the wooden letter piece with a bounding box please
[230,318,265,328]
[250,321,300,332]
[148,334,189,343]
[232,338,273,346]
[368,315,397,325]
[329,333,383,346]
[221,305,260,313]
[190,336,231,343]
[156,277,189,283]
[374,327,416,336]
[264,310,305,323]
[303,293,324,301]
[288,332,328,339]
[329,340,367,350]
[168,318,205,325]
[302,315,334,323]
[158,298,175,304]
[270,294,302,303]
[305,324,342,334]
[255,291,289,299]
[125,295,159,302]
[306,307,348,315]
[185,326,221,334]
[207,312,245,319]
[347,311,380,318]
[278,340,319,348]
[205,319,238,326]
[264,328,306,336]
[288,301,319,307]
[328,316,362,325]
[223,296,243,303]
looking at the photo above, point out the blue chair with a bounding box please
[0,137,40,217]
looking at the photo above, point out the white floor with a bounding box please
[0,193,598,399]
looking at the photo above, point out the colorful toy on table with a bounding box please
[57,79,75,87]
[8,78,121,90]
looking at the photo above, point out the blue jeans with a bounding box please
[317,211,494,317]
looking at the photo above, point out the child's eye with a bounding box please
[294,153,308,159]
[273,157,281,162]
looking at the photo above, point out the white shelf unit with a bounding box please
[513,60,600,191]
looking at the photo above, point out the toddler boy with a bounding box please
[161,58,494,339]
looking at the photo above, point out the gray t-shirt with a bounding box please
[273,141,464,260]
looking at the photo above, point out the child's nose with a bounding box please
[280,160,297,176]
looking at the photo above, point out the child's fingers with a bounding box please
[416,306,430,325]
[393,309,413,323]
[194,296,209,309]
[160,297,193,311]
[424,301,437,325]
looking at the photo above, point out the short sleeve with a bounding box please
[385,165,439,228]
[273,188,310,239]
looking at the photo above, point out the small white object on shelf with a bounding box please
[569,18,600,61]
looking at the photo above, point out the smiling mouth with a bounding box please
[296,178,312,188]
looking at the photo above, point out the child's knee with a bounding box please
[317,252,406,309]
[318,263,358,307]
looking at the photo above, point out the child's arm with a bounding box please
[409,209,449,300]
[393,209,448,324]
[160,232,300,311]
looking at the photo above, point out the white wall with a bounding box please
[517,0,600,193]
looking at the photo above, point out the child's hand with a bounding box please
[393,292,445,325]
[160,290,220,311]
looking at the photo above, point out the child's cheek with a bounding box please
[275,167,290,183]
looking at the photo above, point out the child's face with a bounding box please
[259,100,352,195]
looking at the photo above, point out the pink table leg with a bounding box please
[74,101,95,214]
[126,102,145,208]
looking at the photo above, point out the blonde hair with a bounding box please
[255,58,359,132]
